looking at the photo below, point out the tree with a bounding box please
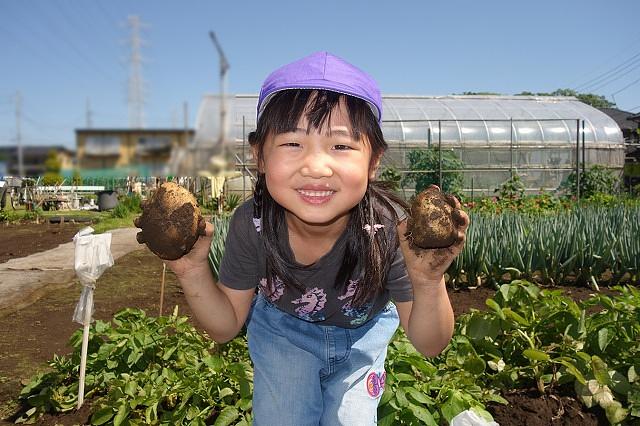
[42,150,64,186]
[515,89,615,109]
[457,91,502,96]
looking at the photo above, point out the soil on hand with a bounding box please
[134,182,206,260]
[0,225,612,425]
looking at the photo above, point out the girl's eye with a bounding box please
[333,144,353,151]
[280,142,300,147]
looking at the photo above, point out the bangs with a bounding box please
[256,89,375,141]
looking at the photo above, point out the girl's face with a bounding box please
[257,99,379,229]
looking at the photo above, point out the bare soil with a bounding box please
[0,224,612,425]
[0,222,85,263]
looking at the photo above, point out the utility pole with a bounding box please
[15,91,24,177]
[183,101,191,173]
[86,97,93,128]
[183,101,189,141]
[127,15,147,129]
[208,31,230,151]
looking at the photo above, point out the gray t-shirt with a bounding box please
[218,199,413,328]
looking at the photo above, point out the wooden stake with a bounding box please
[77,288,93,409]
[159,262,166,316]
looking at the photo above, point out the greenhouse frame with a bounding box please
[184,94,624,196]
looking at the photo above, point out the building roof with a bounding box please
[598,108,639,131]
[0,145,75,156]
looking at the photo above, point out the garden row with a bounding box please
[13,282,639,425]
[452,205,640,288]
[11,201,640,424]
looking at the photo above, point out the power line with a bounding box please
[583,58,640,93]
[568,33,640,88]
[55,0,125,70]
[0,24,65,72]
[30,1,120,85]
[611,76,640,96]
[574,50,640,92]
[22,113,80,132]
[3,9,112,81]
[93,0,121,31]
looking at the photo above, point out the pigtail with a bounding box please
[344,181,409,308]
[253,173,264,222]
[259,174,307,296]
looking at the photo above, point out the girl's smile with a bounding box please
[296,184,337,205]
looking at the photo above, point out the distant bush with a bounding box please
[110,202,130,219]
[561,164,620,198]
[0,209,19,222]
[120,193,142,213]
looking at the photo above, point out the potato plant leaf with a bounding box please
[523,348,550,362]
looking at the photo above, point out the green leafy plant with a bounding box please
[450,205,640,288]
[494,173,525,203]
[0,209,19,222]
[224,193,242,212]
[109,202,130,219]
[458,281,640,424]
[208,215,231,280]
[378,166,403,191]
[12,281,640,425]
[14,307,253,425]
[21,208,43,221]
[120,193,142,214]
[378,330,505,425]
[562,165,620,198]
[402,148,464,198]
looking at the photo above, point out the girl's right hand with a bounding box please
[164,222,215,279]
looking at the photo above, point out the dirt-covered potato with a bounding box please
[133,182,206,260]
[406,186,457,249]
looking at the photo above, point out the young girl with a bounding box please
[166,51,469,425]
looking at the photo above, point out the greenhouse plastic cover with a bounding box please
[194,95,623,147]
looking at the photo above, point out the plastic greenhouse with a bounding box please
[190,95,624,196]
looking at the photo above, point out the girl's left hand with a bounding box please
[397,195,470,285]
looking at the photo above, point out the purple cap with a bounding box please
[257,51,382,123]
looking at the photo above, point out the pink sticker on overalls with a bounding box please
[366,371,386,398]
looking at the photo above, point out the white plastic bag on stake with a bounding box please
[72,226,113,409]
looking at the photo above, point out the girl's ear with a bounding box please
[251,145,264,173]
[369,155,382,180]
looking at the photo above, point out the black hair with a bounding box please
[250,89,408,307]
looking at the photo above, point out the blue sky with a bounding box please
[1,0,639,150]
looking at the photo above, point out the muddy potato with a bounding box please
[133,182,206,260]
[406,186,457,249]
